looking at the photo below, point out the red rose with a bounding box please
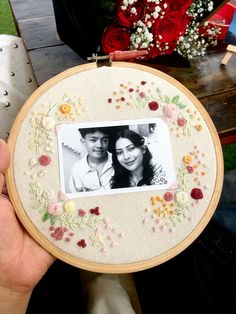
[170,0,193,13]
[145,0,173,25]
[150,11,191,56]
[116,1,144,28]
[101,24,130,54]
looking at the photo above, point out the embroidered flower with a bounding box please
[186,165,194,174]
[48,202,63,216]
[59,103,71,114]
[41,117,55,130]
[164,192,173,201]
[175,192,188,204]
[64,201,76,213]
[148,101,159,111]
[163,104,179,119]
[38,155,51,166]
[78,209,86,217]
[195,124,203,131]
[51,226,64,240]
[77,239,87,248]
[177,117,187,127]
[43,189,55,200]
[29,158,37,167]
[90,207,100,216]
[191,188,203,200]
[183,155,192,164]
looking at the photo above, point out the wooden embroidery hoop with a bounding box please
[6,62,224,273]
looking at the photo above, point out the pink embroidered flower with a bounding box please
[78,209,86,217]
[48,202,63,216]
[187,166,194,174]
[177,117,187,127]
[139,92,146,98]
[51,226,64,241]
[38,155,51,166]
[164,192,173,202]
[163,104,179,120]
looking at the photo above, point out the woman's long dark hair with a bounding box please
[110,129,154,188]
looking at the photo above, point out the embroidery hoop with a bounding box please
[6,62,224,273]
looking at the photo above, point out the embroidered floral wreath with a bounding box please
[100,0,221,60]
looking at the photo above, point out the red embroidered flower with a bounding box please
[77,239,87,248]
[191,188,203,200]
[101,24,130,54]
[148,101,159,111]
[38,155,51,166]
[90,207,100,216]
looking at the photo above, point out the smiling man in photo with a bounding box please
[68,127,114,193]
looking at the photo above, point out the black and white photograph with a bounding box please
[57,118,176,198]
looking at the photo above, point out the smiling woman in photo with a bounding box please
[110,129,167,188]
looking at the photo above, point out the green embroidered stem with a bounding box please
[60,213,103,231]
[177,164,191,193]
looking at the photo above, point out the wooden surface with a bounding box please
[9,0,236,144]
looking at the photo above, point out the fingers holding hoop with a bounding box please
[0,139,10,195]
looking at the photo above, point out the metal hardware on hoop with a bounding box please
[87,53,112,67]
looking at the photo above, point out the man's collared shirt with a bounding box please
[68,153,114,193]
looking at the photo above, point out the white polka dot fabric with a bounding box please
[0,35,37,140]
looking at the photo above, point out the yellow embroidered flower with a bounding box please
[59,103,71,114]
[175,192,188,204]
[195,124,202,131]
[183,155,192,164]
[64,201,76,213]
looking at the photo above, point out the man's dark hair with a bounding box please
[79,127,110,138]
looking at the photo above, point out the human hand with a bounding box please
[0,139,55,313]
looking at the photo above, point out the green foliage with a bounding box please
[223,143,236,171]
[0,0,17,35]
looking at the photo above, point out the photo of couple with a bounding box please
[58,119,176,197]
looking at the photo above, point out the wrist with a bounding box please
[0,286,32,314]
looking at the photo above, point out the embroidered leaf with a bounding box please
[59,213,102,231]
[29,183,49,211]
[171,95,180,104]
[164,95,171,103]
[50,215,59,225]
[42,212,49,222]
[176,102,186,109]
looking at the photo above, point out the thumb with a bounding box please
[0,139,11,192]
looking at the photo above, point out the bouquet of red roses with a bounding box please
[101,0,221,60]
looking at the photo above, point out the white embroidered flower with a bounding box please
[42,117,55,130]
[175,192,189,205]
[43,189,55,200]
